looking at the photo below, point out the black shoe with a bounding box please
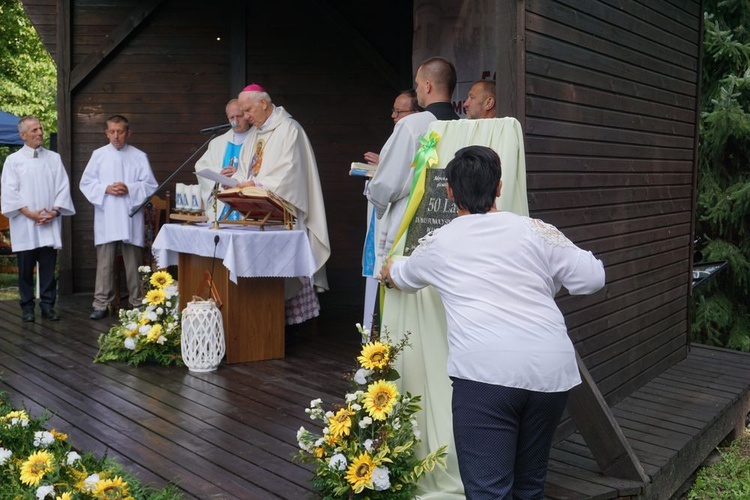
[89,309,108,320]
[41,308,60,321]
[22,310,35,322]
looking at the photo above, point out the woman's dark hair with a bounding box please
[445,145,502,214]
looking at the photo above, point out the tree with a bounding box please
[692,0,750,351]
[0,0,57,165]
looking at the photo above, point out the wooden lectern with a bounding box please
[177,252,285,363]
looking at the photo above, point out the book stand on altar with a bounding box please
[217,186,295,230]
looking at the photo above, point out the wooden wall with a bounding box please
[521,0,701,407]
[23,0,412,308]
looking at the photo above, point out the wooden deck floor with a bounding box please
[1,295,749,499]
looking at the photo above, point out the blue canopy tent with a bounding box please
[0,111,23,146]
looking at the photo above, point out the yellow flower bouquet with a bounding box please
[94,267,182,366]
[0,391,181,498]
[295,325,447,499]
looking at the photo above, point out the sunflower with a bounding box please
[328,407,354,438]
[357,342,390,370]
[2,409,29,422]
[146,324,163,343]
[363,380,398,420]
[93,476,131,499]
[345,452,375,491]
[149,270,174,289]
[57,493,73,500]
[145,289,166,306]
[19,450,55,486]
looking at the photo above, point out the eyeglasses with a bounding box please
[391,108,416,116]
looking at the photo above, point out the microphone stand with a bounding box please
[129,130,223,218]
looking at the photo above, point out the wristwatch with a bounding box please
[51,209,60,217]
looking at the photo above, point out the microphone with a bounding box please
[209,234,220,292]
[200,123,232,134]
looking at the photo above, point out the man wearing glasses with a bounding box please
[363,90,420,166]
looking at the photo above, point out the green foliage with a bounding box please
[687,432,750,499]
[0,0,57,168]
[0,391,183,499]
[693,0,750,351]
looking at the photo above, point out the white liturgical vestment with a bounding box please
[79,143,158,247]
[235,106,330,290]
[1,146,76,252]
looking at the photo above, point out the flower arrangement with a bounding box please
[295,324,447,499]
[94,267,183,367]
[0,391,182,499]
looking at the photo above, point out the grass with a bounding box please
[687,430,750,499]
[0,271,19,300]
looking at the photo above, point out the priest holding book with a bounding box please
[232,83,331,324]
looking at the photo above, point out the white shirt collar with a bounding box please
[258,105,278,132]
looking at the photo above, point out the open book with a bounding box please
[217,186,296,228]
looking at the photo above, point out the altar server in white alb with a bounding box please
[194,98,251,221]
[80,115,158,319]
[1,116,75,323]
[234,83,331,325]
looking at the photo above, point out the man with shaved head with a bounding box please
[464,80,497,119]
[365,56,459,269]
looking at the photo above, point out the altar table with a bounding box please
[152,223,317,363]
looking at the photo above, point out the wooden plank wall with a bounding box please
[22,0,412,307]
[523,0,701,407]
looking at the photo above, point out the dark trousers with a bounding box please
[451,377,569,500]
[17,246,57,311]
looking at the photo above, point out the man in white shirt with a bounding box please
[80,115,158,319]
[194,99,251,221]
[1,116,76,322]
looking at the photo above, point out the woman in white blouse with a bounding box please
[380,146,605,499]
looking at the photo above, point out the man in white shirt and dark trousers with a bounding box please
[380,146,606,499]
[1,116,76,322]
[80,115,158,319]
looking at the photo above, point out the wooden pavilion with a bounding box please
[3,0,749,498]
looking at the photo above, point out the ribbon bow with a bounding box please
[410,131,440,194]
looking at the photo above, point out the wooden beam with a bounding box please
[56,0,73,295]
[568,352,650,483]
[69,0,164,92]
[310,0,403,90]
[496,0,526,126]
[229,0,247,96]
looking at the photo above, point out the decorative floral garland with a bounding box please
[0,392,182,499]
[295,324,447,499]
[94,267,182,366]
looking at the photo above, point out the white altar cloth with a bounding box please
[152,224,317,283]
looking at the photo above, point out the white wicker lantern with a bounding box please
[181,299,225,372]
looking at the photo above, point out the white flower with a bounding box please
[414,429,421,440]
[138,265,151,274]
[324,411,334,419]
[364,439,374,451]
[310,398,322,407]
[296,426,306,441]
[124,337,137,350]
[157,335,167,344]
[372,466,391,491]
[410,418,418,428]
[359,416,373,428]
[33,431,55,448]
[125,322,138,331]
[0,447,11,465]
[156,307,164,315]
[356,323,371,343]
[353,368,373,385]
[345,392,358,403]
[9,416,29,427]
[322,427,329,435]
[314,437,325,447]
[164,284,178,298]
[139,325,151,336]
[165,301,172,308]
[329,453,347,471]
[82,474,100,493]
[144,310,158,322]
[351,403,361,411]
[392,418,401,430]
[35,485,55,499]
[66,451,81,465]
